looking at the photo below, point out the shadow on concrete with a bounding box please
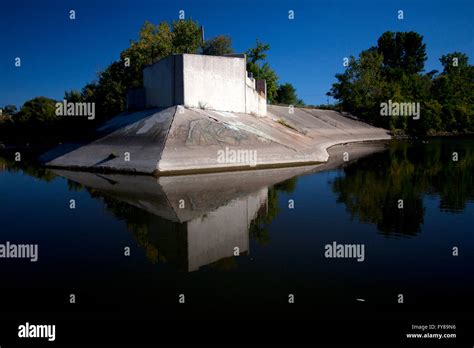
[39,108,164,165]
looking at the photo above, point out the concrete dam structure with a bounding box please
[42,53,390,175]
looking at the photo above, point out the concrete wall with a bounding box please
[256,79,267,116]
[245,83,258,115]
[244,76,266,116]
[143,53,266,116]
[258,94,266,116]
[126,88,146,110]
[182,54,246,113]
[143,55,184,108]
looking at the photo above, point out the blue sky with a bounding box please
[1,0,473,108]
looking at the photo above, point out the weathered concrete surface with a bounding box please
[267,105,390,161]
[143,55,184,108]
[43,105,390,175]
[182,54,247,113]
[42,107,175,173]
[144,53,267,116]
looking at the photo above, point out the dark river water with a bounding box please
[0,139,473,325]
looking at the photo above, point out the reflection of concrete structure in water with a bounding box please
[185,188,266,271]
[54,142,387,271]
[53,166,315,271]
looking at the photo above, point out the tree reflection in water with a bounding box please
[331,139,474,237]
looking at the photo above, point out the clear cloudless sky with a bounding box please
[1,0,473,108]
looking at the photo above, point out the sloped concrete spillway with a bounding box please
[42,105,391,175]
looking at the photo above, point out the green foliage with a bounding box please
[432,52,474,132]
[120,21,173,89]
[171,19,202,54]
[64,90,83,103]
[246,39,279,103]
[16,97,58,125]
[5,95,97,144]
[275,83,303,106]
[202,35,234,56]
[82,19,201,122]
[91,61,127,119]
[376,31,427,77]
[329,31,474,135]
[330,49,388,124]
[416,99,442,135]
[247,39,270,64]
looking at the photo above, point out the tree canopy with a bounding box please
[202,35,234,56]
[329,31,474,135]
[246,39,279,103]
[376,31,427,76]
[275,83,304,106]
[16,97,58,124]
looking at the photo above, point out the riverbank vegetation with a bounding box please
[328,31,474,136]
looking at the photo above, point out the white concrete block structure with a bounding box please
[143,53,267,116]
[43,56,391,175]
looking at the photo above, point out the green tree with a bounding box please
[120,21,173,89]
[246,39,279,103]
[81,82,98,103]
[329,49,388,125]
[202,35,234,56]
[416,99,442,135]
[10,97,62,143]
[80,19,203,122]
[329,31,474,135]
[16,97,58,124]
[376,31,427,77]
[64,90,83,102]
[171,19,202,54]
[275,83,303,106]
[432,52,474,132]
[92,61,128,120]
[247,39,270,64]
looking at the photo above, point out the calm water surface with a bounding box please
[0,139,473,320]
